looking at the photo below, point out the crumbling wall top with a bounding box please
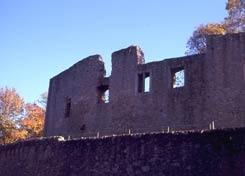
[112,45,145,65]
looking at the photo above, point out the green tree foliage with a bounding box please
[186,0,245,55]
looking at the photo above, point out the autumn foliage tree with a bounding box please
[186,0,245,55]
[0,87,47,144]
[225,0,245,32]
[20,103,45,138]
[0,87,25,144]
[186,23,226,55]
[38,92,48,110]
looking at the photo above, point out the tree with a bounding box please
[37,92,48,110]
[0,88,47,144]
[225,0,245,32]
[19,103,45,139]
[186,23,226,55]
[186,0,245,55]
[0,87,25,144]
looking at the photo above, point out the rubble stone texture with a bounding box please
[1,128,245,176]
[44,33,245,138]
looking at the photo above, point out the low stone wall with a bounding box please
[1,128,245,176]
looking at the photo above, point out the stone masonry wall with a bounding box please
[204,34,245,128]
[44,33,245,138]
[44,55,106,137]
[1,128,245,176]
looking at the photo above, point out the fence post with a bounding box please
[97,132,100,138]
[209,121,215,130]
[212,121,215,130]
[167,126,170,133]
[128,129,131,135]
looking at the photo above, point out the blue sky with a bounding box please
[0,0,227,103]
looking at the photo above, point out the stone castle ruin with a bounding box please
[2,33,245,176]
[44,33,245,138]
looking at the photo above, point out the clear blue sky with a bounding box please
[0,0,227,103]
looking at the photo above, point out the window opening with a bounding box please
[80,124,86,132]
[172,67,185,88]
[144,73,150,92]
[138,72,150,93]
[104,89,109,103]
[65,98,71,118]
[98,85,109,104]
[138,73,144,93]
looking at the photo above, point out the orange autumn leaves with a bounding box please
[20,103,45,139]
[186,0,245,55]
[0,87,46,144]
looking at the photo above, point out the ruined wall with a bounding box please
[203,34,245,128]
[44,33,245,138]
[1,128,245,176]
[44,55,106,137]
